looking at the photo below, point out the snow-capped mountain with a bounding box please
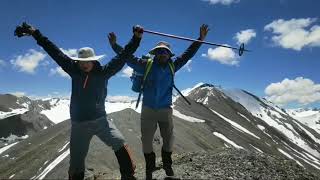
[174,83,320,172]
[1,83,320,179]
[0,94,141,147]
[0,94,54,147]
[0,94,31,119]
[0,94,141,124]
[40,98,70,124]
[286,108,320,134]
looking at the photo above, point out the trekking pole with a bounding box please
[173,85,191,105]
[143,29,250,56]
[135,92,142,109]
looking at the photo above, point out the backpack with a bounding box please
[130,58,191,108]
[130,58,175,92]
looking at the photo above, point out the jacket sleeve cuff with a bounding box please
[32,29,43,40]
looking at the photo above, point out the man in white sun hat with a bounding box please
[15,22,143,180]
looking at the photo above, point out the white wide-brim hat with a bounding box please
[71,47,105,61]
[149,41,174,56]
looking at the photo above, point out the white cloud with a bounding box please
[202,45,239,66]
[41,60,50,67]
[11,91,26,97]
[60,48,78,58]
[264,18,320,50]
[0,59,6,67]
[265,77,320,106]
[203,0,239,5]
[49,67,69,78]
[10,49,46,74]
[234,29,256,45]
[121,66,133,78]
[182,60,192,72]
[0,59,6,71]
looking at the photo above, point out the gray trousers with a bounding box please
[69,116,125,174]
[141,106,174,153]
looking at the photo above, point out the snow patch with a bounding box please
[285,144,320,168]
[41,99,70,124]
[223,88,320,158]
[257,125,265,131]
[249,144,263,153]
[107,96,136,103]
[58,142,69,153]
[222,89,262,113]
[32,149,70,180]
[203,97,209,104]
[257,108,320,158]
[0,108,28,119]
[9,174,15,179]
[292,120,320,146]
[0,142,19,155]
[213,132,244,149]
[173,109,205,123]
[278,148,304,167]
[287,109,320,134]
[237,112,251,122]
[105,101,141,114]
[211,109,260,139]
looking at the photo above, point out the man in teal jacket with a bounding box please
[109,24,209,179]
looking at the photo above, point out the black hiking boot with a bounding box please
[144,152,156,180]
[68,171,84,180]
[161,149,174,176]
[115,145,137,180]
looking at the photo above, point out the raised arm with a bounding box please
[103,26,143,79]
[173,24,209,72]
[107,30,147,74]
[15,22,76,75]
[108,32,123,55]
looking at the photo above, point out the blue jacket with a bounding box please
[112,39,202,109]
[33,30,141,121]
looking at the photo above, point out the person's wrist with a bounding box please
[134,33,142,39]
[30,29,36,36]
[31,29,41,38]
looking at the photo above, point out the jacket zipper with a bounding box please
[83,74,89,89]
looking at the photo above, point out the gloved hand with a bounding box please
[108,32,117,46]
[14,22,36,37]
[133,25,143,38]
[200,24,209,41]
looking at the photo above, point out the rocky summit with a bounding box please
[95,148,319,180]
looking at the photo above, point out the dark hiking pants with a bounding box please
[140,106,174,153]
[68,116,125,174]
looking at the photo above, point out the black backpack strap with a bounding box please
[168,61,191,105]
[173,84,191,105]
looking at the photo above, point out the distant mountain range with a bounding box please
[0,83,320,179]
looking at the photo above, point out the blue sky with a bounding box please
[0,0,320,108]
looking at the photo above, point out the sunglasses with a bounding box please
[155,48,170,55]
